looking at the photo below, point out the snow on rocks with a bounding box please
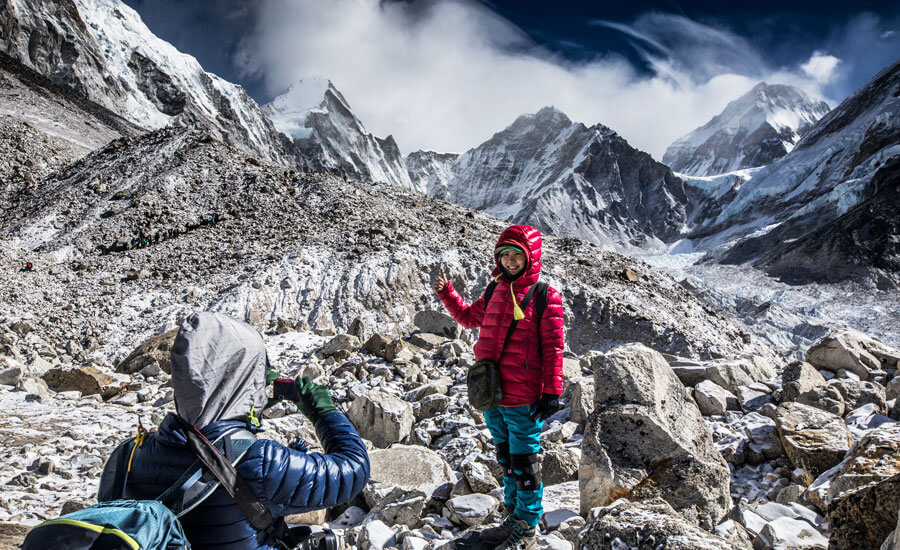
[580,343,731,529]
[443,494,498,527]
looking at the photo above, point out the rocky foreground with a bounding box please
[2,311,900,549]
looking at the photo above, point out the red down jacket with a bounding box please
[438,224,565,406]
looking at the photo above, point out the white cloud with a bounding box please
[236,1,839,160]
[801,52,842,84]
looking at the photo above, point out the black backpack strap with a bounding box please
[97,438,135,502]
[533,282,549,356]
[499,283,540,357]
[482,280,498,307]
[172,415,284,547]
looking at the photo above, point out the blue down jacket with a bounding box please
[99,411,369,550]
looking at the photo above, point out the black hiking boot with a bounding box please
[479,508,517,545]
[493,519,536,550]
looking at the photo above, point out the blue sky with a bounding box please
[124,0,899,158]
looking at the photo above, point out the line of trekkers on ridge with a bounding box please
[98,214,225,255]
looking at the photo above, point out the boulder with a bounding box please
[831,378,887,413]
[580,344,731,530]
[781,362,827,402]
[363,333,391,358]
[443,494,497,527]
[368,486,427,528]
[541,445,580,486]
[568,378,594,425]
[320,334,361,360]
[42,366,126,398]
[347,391,414,448]
[461,460,500,494]
[829,473,900,550]
[116,329,178,374]
[408,332,444,350]
[705,357,776,395]
[729,412,785,461]
[806,329,900,380]
[827,423,900,508]
[694,380,739,416]
[775,402,854,483]
[367,445,455,499]
[795,385,846,416]
[0,358,23,386]
[577,498,743,550]
[413,310,460,339]
[561,358,582,382]
[845,403,895,439]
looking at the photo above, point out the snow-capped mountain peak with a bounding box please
[262,78,412,188]
[0,0,290,162]
[663,82,831,176]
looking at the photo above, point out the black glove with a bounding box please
[531,393,561,421]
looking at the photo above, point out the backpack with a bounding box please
[21,421,258,550]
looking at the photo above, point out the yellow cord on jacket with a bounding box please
[496,275,526,320]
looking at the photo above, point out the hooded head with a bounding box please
[170,312,268,427]
[492,224,542,286]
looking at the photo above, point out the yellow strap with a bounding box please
[38,519,139,550]
[497,276,525,321]
[249,405,260,428]
[127,417,149,473]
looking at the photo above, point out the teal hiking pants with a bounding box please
[483,404,543,527]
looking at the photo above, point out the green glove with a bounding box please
[293,376,337,423]
[265,367,280,386]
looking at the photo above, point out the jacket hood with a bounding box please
[170,312,268,428]
[492,224,542,287]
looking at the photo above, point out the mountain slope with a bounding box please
[0,50,141,212]
[263,78,412,188]
[0,0,292,163]
[443,107,695,250]
[0,124,772,364]
[696,60,900,286]
[663,82,830,176]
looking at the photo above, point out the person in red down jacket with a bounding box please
[434,224,564,550]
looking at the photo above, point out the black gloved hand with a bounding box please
[531,393,561,421]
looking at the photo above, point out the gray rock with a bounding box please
[705,357,777,395]
[368,486,427,528]
[0,362,23,386]
[755,517,827,549]
[795,384,845,416]
[831,378,887,413]
[541,445,580,486]
[775,402,854,483]
[568,378,594,425]
[807,329,900,381]
[347,391,414,448]
[694,380,739,416]
[408,332,445,350]
[580,344,731,530]
[443,494,497,527]
[461,460,500,494]
[356,519,397,550]
[413,310,461,339]
[781,361,827,402]
[367,445,456,500]
[320,334,361,360]
[116,329,178,374]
